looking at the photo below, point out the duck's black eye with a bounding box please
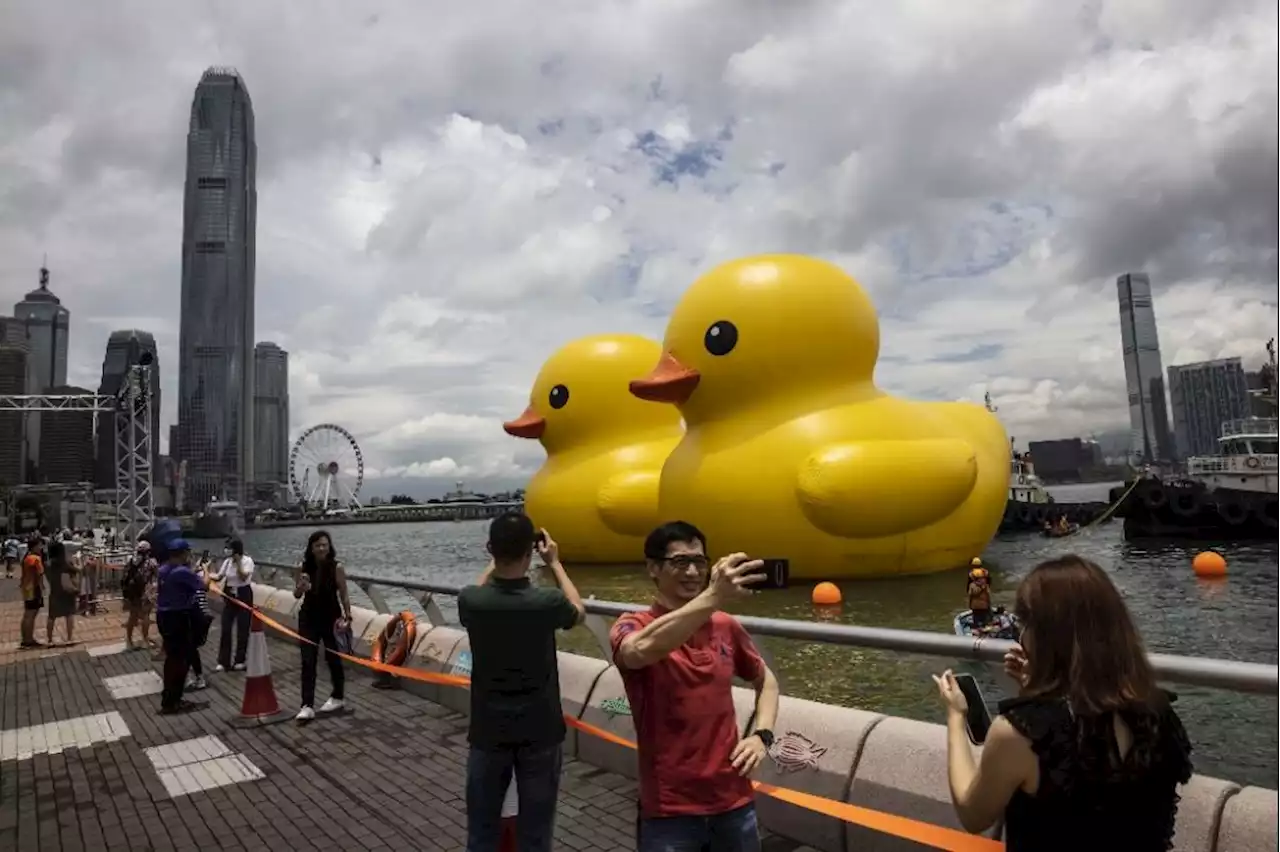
[703,321,738,356]
[548,384,570,410]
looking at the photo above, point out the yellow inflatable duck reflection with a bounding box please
[505,334,683,564]
[628,255,1008,579]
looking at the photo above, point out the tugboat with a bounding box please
[1113,342,1278,540]
[191,497,245,540]
[987,393,1112,533]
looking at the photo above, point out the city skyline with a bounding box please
[0,3,1274,496]
[174,67,258,507]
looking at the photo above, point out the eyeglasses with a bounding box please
[662,555,710,571]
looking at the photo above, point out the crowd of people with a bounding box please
[7,512,1197,851]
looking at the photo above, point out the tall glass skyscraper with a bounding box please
[95,330,161,490]
[14,263,70,482]
[176,67,257,508]
[1117,273,1175,464]
[253,342,290,485]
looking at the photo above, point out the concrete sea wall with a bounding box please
[234,583,1278,852]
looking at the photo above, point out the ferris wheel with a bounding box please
[289,423,365,509]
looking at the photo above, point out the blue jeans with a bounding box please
[638,803,761,852]
[466,743,562,852]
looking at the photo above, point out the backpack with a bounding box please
[121,558,147,599]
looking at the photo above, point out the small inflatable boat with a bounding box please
[953,609,1019,641]
[1042,524,1079,538]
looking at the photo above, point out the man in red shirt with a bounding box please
[610,521,780,851]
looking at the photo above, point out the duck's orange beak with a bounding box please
[629,352,701,404]
[503,407,546,439]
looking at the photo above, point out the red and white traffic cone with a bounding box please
[230,609,290,727]
[499,776,518,851]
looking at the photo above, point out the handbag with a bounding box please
[333,617,355,655]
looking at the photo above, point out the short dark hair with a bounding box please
[488,512,537,561]
[48,541,65,561]
[643,521,707,562]
[227,538,244,556]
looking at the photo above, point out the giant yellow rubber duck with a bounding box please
[504,334,684,564]
[628,255,1008,579]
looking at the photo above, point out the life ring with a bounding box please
[373,611,417,667]
[1170,489,1200,518]
[1245,456,1262,470]
[1217,500,1248,526]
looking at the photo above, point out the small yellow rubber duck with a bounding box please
[628,254,1006,578]
[505,334,683,564]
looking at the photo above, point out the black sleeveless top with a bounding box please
[998,691,1193,852]
[298,560,341,624]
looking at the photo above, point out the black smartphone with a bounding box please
[952,673,992,745]
[743,558,790,590]
[534,531,547,549]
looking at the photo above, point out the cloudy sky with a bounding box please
[1,0,1276,497]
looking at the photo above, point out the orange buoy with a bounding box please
[1192,551,1227,579]
[812,582,842,606]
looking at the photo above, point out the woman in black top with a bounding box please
[44,541,80,646]
[933,555,1193,851]
[292,530,353,722]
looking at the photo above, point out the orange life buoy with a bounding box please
[1245,456,1261,470]
[373,611,417,667]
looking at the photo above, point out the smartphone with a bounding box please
[743,558,790,590]
[951,673,992,745]
[534,531,547,549]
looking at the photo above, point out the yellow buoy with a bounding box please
[812,582,842,606]
[1192,551,1227,579]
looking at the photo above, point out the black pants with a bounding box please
[466,742,562,852]
[157,610,194,710]
[299,618,344,708]
[218,585,254,667]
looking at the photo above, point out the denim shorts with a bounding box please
[638,802,760,852]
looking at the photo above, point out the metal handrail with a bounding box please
[255,561,1279,696]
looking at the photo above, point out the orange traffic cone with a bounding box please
[499,776,518,851]
[230,608,290,727]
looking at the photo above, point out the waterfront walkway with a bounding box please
[0,582,809,852]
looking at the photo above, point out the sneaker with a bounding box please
[187,676,208,690]
[232,663,246,672]
[295,706,316,722]
[318,697,345,714]
[214,664,226,673]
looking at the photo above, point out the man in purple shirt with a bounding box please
[155,539,204,714]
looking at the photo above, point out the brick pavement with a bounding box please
[1,576,811,852]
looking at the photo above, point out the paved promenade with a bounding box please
[0,580,809,852]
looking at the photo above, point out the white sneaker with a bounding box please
[232,663,246,672]
[295,706,315,721]
[187,676,208,690]
[318,697,345,714]
[214,664,226,673]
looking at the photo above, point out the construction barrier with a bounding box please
[207,585,1277,852]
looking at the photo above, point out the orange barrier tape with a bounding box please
[208,585,1003,852]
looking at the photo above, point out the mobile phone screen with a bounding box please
[952,673,992,745]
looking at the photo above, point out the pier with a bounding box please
[249,501,524,530]
[3,567,1276,852]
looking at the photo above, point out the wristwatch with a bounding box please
[752,729,775,749]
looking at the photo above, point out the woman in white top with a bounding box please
[212,538,255,672]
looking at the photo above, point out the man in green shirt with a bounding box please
[458,512,585,852]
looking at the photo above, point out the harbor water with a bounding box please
[225,483,1278,789]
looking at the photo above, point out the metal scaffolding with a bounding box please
[0,363,154,542]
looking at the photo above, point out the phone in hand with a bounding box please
[534,531,547,549]
[951,673,993,745]
[742,558,790,590]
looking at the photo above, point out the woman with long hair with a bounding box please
[933,555,1193,850]
[44,541,80,646]
[293,530,353,722]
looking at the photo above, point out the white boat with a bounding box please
[1184,418,1278,497]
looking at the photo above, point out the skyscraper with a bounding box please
[95,330,161,490]
[1117,273,1174,463]
[176,67,257,507]
[252,342,290,485]
[14,263,70,481]
[39,386,95,484]
[0,346,28,487]
[1167,358,1252,458]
